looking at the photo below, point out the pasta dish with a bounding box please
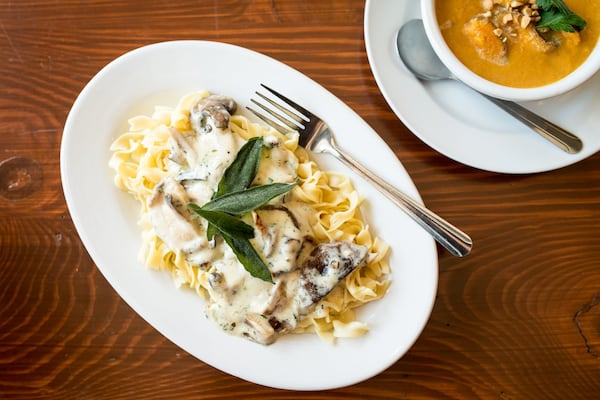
[109,91,390,344]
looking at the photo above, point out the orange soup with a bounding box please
[436,0,600,87]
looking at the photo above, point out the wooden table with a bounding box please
[2,1,599,398]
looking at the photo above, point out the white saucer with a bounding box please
[364,0,600,174]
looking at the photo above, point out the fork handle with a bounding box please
[323,141,472,257]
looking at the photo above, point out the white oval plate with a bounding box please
[60,41,438,390]
[365,0,600,174]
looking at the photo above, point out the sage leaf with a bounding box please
[202,182,296,215]
[190,203,272,281]
[188,204,254,240]
[206,223,218,241]
[216,136,263,197]
[188,135,293,283]
[206,137,264,239]
[221,234,273,283]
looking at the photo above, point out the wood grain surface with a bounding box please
[1,1,599,399]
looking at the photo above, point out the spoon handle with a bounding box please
[483,95,583,154]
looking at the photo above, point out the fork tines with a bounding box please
[247,84,310,133]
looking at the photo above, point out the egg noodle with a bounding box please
[109,91,390,343]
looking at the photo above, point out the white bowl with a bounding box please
[421,0,600,101]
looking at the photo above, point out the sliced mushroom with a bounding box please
[279,237,302,267]
[168,127,197,167]
[208,272,225,290]
[297,241,368,313]
[190,95,237,134]
[147,177,211,265]
[167,128,210,182]
[252,211,276,257]
[252,206,306,274]
[148,179,200,252]
[243,313,277,345]
[262,280,287,315]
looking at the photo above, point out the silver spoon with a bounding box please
[396,19,583,154]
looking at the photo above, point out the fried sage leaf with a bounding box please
[206,136,264,240]
[188,204,254,240]
[216,136,263,196]
[221,234,273,283]
[189,135,297,283]
[202,182,297,215]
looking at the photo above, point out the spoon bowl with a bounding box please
[395,19,583,154]
[396,19,452,81]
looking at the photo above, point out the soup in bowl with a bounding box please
[421,0,600,101]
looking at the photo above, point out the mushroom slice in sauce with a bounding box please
[190,95,237,134]
[168,127,198,167]
[244,313,277,345]
[203,239,368,345]
[250,241,368,344]
[148,178,199,251]
[262,279,288,315]
[297,241,368,313]
[252,205,307,275]
[147,176,212,265]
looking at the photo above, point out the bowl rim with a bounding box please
[420,0,600,101]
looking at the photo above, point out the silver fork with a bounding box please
[248,84,472,257]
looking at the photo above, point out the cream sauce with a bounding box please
[147,96,367,344]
